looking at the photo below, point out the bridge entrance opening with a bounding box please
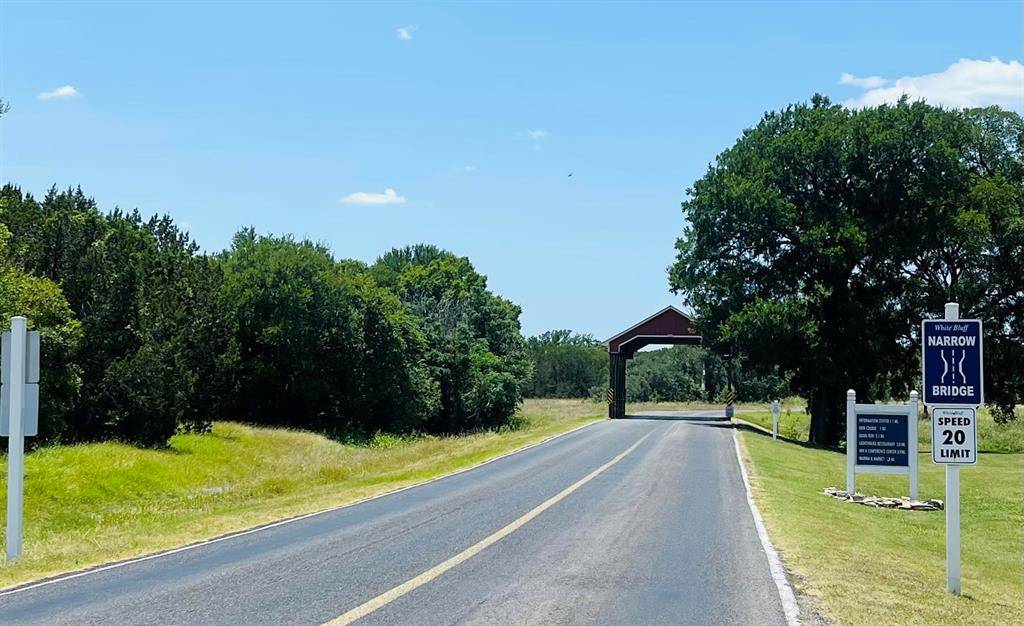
[604,306,702,419]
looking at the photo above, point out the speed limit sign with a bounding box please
[932,407,978,465]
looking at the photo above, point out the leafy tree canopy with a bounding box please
[372,245,532,432]
[0,189,531,446]
[0,224,81,445]
[525,330,606,398]
[670,97,1023,445]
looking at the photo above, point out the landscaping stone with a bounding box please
[823,487,944,511]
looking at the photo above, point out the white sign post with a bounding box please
[845,390,919,500]
[771,399,780,440]
[922,302,982,596]
[2,316,40,562]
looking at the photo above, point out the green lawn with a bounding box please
[736,406,1024,625]
[626,397,806,416]
[739,403,1024,454]
[0,398,605,589]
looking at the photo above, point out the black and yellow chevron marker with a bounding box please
[606,388,614,405]
[726,389,735,406]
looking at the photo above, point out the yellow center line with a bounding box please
[323,431,652,625]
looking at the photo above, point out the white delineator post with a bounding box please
[771,399,780,440]
[944,302,961,595]
[6,316,27,561]
[846,389,856,494]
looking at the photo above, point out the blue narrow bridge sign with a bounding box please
[922,319,983,406]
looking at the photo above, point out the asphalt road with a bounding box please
[0,413,789,625]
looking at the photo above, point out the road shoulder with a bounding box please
[732,426,805,626]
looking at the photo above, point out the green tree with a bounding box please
[0,186,225,445]
[626,347,704,403]
[525,330,606,398]
[0,224,81,444]
[623,347,787,403]
[0,185,107,309]
[76,210,214,444]
[217,231,437,434]
[373,245,532,432]
[670,96,1023,445]
[928,107,1023,423]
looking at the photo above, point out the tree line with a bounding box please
[0,186,531,447]
[523,330,787,403]
[670,98,1022,445]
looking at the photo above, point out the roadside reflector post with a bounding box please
[3,316,27,561]
[724,353,734,419]
[771,399,780,440]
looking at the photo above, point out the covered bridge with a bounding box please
[604,306,701,418]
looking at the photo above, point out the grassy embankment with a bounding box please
[0,398,604,590]
[735,403,1023,625]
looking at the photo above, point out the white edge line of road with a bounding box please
[0,417,605,598]
[732,426,802,626]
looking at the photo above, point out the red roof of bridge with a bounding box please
[605,306,701,356]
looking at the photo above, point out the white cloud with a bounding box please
[841,58,1024,111]
[463,165,477,171]
[38,85,80,100]
[340,188,407,206]
[396,25,417,41]
[520,129,548,151]
[839,73,888,89]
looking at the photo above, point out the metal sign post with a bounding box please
[2,316,40,562]
[3,317,27,561]
[922,302,982,596]
[771,399,780,440]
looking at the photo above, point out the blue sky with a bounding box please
[2,2,1021,339]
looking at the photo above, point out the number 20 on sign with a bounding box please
[932,407,977,465]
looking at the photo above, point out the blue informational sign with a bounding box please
[921,319,984,406]
[856,413,909,467]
